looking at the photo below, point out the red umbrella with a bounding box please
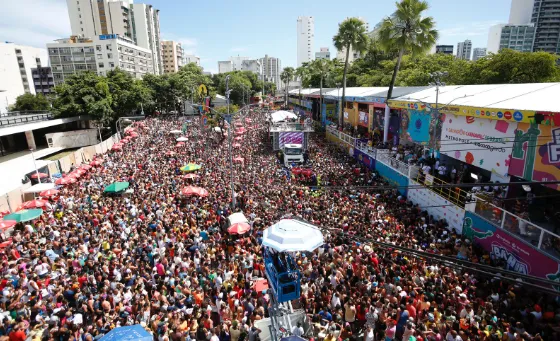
[125,128,136,135]
[233,157,244,163]
[55,177,77,185]
[227,222,251,235]
[30,172,49,179]
[235,130,245,136]
[17,199,48,211]
[235,122,243,127]
[176,142,185,147]
[233,143,241,148]
[79,164,92,170]
[67,172,81,179]
[0,239,13,249]
[183,174,199,179]
[302,169,313,177]
[120,139,129,144]
[181,186,208,197]
[39,189,59,198]
[90,159,104,166]
[75,168,87,175]
[292,168,302,175]
[165,151,176,156]
[0,220,16,230]
[129,132,139,138]
[234,136,242,141]
[253,278,269,292]
[112,144,123,151]
[0,210,10,219]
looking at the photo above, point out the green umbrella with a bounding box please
[104,182,130,193]
[3,209,43,223]
[180,163,202,172]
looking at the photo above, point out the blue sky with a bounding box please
[1,0,512,73]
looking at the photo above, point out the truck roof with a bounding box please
[284,144,302,148]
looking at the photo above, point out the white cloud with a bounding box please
[439,20,501,37]
[0,0,70,48]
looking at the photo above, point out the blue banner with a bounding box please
[399,109,431,145]
[375,161,408,195]
[354,149,376,170]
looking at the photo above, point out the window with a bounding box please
[97,54,102,59]
[109,62,115,68]
[98,62,104,68]
[107,53,113,59]
[77,7,80,11]
[96,45,102,51]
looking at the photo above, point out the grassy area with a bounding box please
[42,148,80,161]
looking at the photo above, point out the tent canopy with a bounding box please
[262,218,324,252]
[270,111,297,123]
[23,183,55,194]
[99,325,152,341]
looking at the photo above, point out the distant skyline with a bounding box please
[0,0,511,73]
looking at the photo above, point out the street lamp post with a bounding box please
[428,71,448,153]
[225,75,236,209]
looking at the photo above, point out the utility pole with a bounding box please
[225,75,236,209]
[428,71,448,154]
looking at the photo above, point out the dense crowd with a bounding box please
[0,110,557,341]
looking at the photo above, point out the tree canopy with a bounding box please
[13,93,51,111]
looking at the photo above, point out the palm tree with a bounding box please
[333,17,368,126]
[295,64,311,100]
[377,0,438,141]
[310,59,332,121]
[280,67,295,108]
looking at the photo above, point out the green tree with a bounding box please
[377,0,437,135]
[333,17,369,125]
[309,59,333,116]
[106,69,151,118]
[13,93,50,111]
[295,64,312,96]
[280,67,295,107]
[52,71,114,125]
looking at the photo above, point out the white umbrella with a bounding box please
[262,219,324,252]
[176,137,188,142]
[170,130,182,134]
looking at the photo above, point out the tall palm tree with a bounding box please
[280,67,295,108]
[295,64,311,100]
[377,0,438,141]
[310,59,332,121]
[333,17,368,126]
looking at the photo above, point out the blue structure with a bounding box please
[263,248,301,303]
[100,325,152,341]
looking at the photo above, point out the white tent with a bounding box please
[270,111,297,123]
[176,137,188,142]
[262,219,324,252]
[23,183,55,194]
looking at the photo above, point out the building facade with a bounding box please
[472,48,487,61]
[47,35,154,86]
[531,0,560,54]
[259,55,282,89]
[31,67,55,97]
[241,60,262,74]
[435,45,454,54]
[501,24,535,52]
[184,54,200,66]
[456,40,472,60]
[131,4,162,74]
[297,16,314,67]
[218,61,232,73]
[315,47,330,60]
[509,0,534,25]
[161,41,183,73]
[336,17,369,64]
[0,43,49,114]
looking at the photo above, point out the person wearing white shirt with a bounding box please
[331,292,341,310]
[292,322,304,337]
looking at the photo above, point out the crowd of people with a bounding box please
[0,109,557,341]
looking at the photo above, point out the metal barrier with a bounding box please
[414,172,470,208]
[326,126,357,147]
[0,113,53,126]
[355,140,420,179]
[472,194,560,260]
[1,111,51,117]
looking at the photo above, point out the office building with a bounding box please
[336,17,369,63]
[65,0,162,74]
[488,24,536,53]
[297,16,314,67]
[315,47,330,60]
[531,0,560,54]
[259,55,282,89]
[0,43,49,114]
[218,56,261,74]
[218,61,233,73]
[456,40,472,60]
[184,54,200,66]
[435,45,454,54]
[31,67,55,97]
[241,60,262,74]
[161,41,183,73]
[472,48,487,61]
[47,35,154,86]
[509,0,534,25]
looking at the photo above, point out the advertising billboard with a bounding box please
[463,212,560,282]
[354,148,376,170]
[399,109,436,145]
[279,132,303,148]
[509,123,560,190]
[440,114,516,176]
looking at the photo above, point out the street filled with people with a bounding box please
[0,110,557,341]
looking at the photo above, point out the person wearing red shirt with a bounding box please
[9,324,26,341]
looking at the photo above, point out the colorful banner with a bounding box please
[509,123,560,190]
[399,109,434,145]
[354,148,376,170]
[441,115,516,176]
[279,132,303,148]
[371,108,384,131]
[389,100,539,124]
[358,111,368,127]
[463,212,560,282]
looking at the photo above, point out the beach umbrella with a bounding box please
[181,186,208,197]
[0,220,16,230]
[79,164,92,170]
[180,163,201,172]
[75,168,87,175]
[120,138,129,144]
[3,209,43,223]
[16,199,48,211]
[30,172,49,179]
[176,142,185,147]
[183,174,199,179]
[112,144,123,151]
[233,157,244,163]
[55,177,77,185]
[104,182,130,193]
[39,189,59,198]
[234,136,242,141]
[253,278,269,292]
[176,137,188,142]
[67,172,81,179]
[0,210,11,219]
[90,159,104,166]
[129,132,139,138]
[227,222,251,235]
[262,219,324,252]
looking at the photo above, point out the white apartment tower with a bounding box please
[472,48,487,61]
[509,0,534,25]
[259,55,282,89]
[297,16,314,67]
[456,40,472,60]
[336,17,370,63]
[65,0,163,74]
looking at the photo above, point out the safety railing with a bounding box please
[0,113,53,126]
[472,194,560,260]
[326,125,357,147]
[414,172,470,208]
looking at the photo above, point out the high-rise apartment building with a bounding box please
[336,17,369,63]
[0,43,49,114]
[472,48,487,61]
[297,16,314,67]
[241,60,262,75]
[218,61,232,73]
[492,24,536,53]
[47,35,154,86]
[259,55,282,89]
[184,55,200,66]
[161,41,183,73]
[435,45,454,54]
[531,0,560,54]
[509,0,534,25]
[65,0,162,74]
[315,47,330,60]
[31,67,55,97]
[456,40,472,60]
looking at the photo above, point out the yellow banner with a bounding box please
[388,100,535,124]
